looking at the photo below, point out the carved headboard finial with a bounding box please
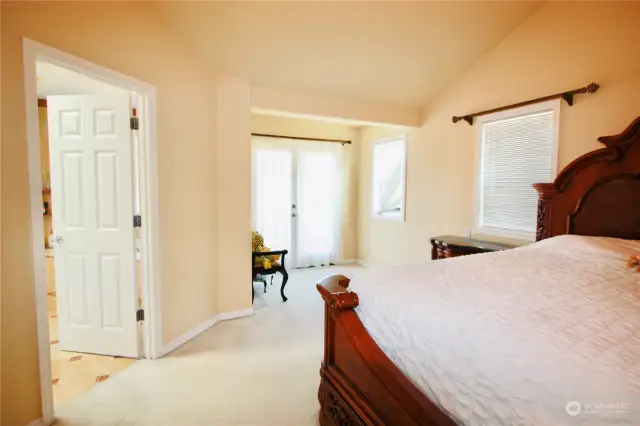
[597,116,640,148]
[533,116,640,241]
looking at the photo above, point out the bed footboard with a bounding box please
[316,275,456,426]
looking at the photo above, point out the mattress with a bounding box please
[349,235,640,426]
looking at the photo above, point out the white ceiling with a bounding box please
[36,61,121,97]
[154,2,540,108]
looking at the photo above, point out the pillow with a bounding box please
[533,234,640,260]
[252,230,280,268]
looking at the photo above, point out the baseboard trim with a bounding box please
[218,307,254,321]
[161,315,219,356]
[161,307,254,357]
[26,418,45,426]
[335,259,358,265]
[356,259,372,268]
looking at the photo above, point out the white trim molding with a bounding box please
[334,259,359,266]
[22,38,162,425]
[161,308,254,357]
[356,259,374,268]
[217,307,255,322]
[160,316,219,357]
[26,417,49,426]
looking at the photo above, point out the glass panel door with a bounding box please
[252,147,294,263]
[252,138,342,269]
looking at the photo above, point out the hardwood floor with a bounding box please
[46,253,137,406]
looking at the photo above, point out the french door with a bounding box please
[252,138,342,269]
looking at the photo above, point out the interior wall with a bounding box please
[358,2,640,266]
[250,114,360,260]
[216,78,252,314]
[357,125,412,265]
[1,2,219,425]
[251,85,420,127]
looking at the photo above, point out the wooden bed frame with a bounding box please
[316,116,640,426]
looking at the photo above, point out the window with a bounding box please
[475,100,559,240]
[372,137,406,220]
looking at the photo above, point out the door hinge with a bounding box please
[130,117,139,130]
[136,309,144,322]
[134,214,142,228]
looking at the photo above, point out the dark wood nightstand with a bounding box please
[430,235,516,260]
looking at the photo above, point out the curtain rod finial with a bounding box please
[586,82,600,93]
[452,116,473,125]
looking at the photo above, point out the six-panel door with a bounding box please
[47,94,139,358]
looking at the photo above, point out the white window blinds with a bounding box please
[478,105,557,238]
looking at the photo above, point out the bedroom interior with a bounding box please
[2,1,640,426]
[317,116,640,425]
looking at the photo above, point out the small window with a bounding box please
[372,137,406,220]
[475,100,559,240]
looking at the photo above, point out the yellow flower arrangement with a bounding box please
[252,231,280,269]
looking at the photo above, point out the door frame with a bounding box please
[22,38,163,425]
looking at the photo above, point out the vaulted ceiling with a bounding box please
[154,2,540,108]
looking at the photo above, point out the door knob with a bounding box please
[54,236,64,244]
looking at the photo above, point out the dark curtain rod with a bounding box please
[452,82,600,125]
[251,132,351,145]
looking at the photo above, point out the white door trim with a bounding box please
[22,38,163,425]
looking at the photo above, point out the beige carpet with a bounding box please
[54,264,363,426]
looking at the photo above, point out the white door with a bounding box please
[47,94,138,358]
[252,138,342,269]
[252,145,296,265]
[294,145,341,268]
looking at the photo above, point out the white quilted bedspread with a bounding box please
[350,235,640,426]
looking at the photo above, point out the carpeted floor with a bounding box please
[54,264,363,426]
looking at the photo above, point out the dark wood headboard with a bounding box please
[534,116,640,241]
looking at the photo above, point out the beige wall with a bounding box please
[250,114,360,260]
[358,125,412,265]
[251,85,420,127]
[358,2,640,266]
[1,2,220,424]
[216,78,252,314]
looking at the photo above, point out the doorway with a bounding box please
[37,61,142,405]
[23,39,162,425]
[252,137,343,269]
